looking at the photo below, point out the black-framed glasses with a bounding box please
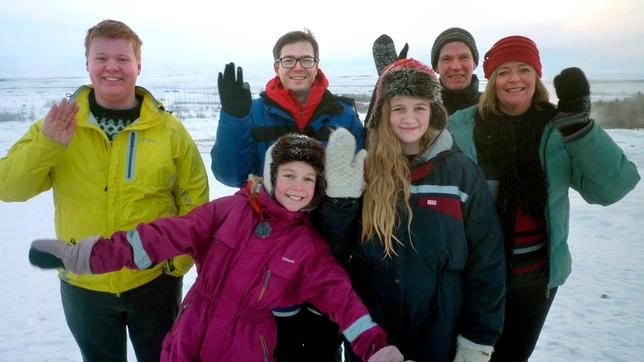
[275,56,318,69]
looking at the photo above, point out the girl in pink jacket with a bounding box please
[30,133,404,362]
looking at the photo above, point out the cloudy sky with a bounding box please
[1,0,643,79]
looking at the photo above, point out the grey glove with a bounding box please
[325,128,367,198]
[29,237,100,274]
[551,67,592,139]
[453,335,493,362]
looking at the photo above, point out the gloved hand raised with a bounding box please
[551,67,592,138]
[555,67,591,113]
[372,34,409,76]
[218,62,252,118]
[325,128,367,198]
[453,335,493,362]
[29,237,100,274]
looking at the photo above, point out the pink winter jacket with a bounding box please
[90,185,388,361]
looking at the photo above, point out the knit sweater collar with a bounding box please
[441,74,481,115]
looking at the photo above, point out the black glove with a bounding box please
[552,67,592,138]
[372,34,409,75]
[218,62,251,118]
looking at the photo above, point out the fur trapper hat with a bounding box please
[262,134,326,210]
[367,58,447,131]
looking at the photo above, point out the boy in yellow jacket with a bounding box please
[0,19,208,361]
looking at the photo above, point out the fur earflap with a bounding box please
[262,134,326,210]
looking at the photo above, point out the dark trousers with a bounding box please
[491,282,558,362]
[274,306,342,362]
[61,274,182,362]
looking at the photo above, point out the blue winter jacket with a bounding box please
[448,105,640,289]
[211,91,364,187]
[315,131,506,362]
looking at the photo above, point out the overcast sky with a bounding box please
[1,0,643,79]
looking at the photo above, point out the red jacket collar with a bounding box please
[265,69,329,130]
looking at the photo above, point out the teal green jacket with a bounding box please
[448,106,640,288]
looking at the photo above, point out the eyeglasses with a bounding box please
[275,56,318,69]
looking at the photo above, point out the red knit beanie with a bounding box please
[482,35,542,79]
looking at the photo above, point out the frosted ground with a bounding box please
[0,73,643,361]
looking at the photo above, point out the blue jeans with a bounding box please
[60,274,182,362]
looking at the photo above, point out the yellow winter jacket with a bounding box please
[0,85,209,293]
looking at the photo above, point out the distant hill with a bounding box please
[593,92,644,129]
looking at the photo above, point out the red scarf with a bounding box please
[265,69,329,130]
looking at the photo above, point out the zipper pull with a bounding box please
[257,270,271,302]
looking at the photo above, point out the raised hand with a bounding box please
[42,98,78,145]
[551,67,592,137]
[325,128,367,198]
[554,67,591,113]
[218,62,252,118]
[372,34,409,76]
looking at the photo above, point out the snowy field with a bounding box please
[0,75,643,361]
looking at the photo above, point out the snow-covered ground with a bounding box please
[0,78,643,361]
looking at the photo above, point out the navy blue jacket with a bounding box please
[316,131,506,362]
[211,90,364,187]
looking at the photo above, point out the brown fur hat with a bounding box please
[263,134,326,210]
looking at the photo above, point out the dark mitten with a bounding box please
[372,35,410,76]
[554,67,591,113]
[372,35,398,76]
[29,247,64,269]
[552,67,592,138]
[218,62,251,118]
[397,42,409,60]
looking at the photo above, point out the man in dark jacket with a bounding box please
[210,29,363,362]
[430,27,481,115]
[211,29,363,188]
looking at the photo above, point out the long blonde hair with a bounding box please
[361,101,438,257]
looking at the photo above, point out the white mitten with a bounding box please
[453,335,493,362]
[325,128,367,198]
[30,236,100,274]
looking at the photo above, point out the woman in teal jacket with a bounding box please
[448,35,640,362]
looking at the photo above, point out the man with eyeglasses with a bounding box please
[211,29,364,189]
[210,29,364,361]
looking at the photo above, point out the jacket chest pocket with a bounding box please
[119,132,176,189]
[256,256,300,306]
